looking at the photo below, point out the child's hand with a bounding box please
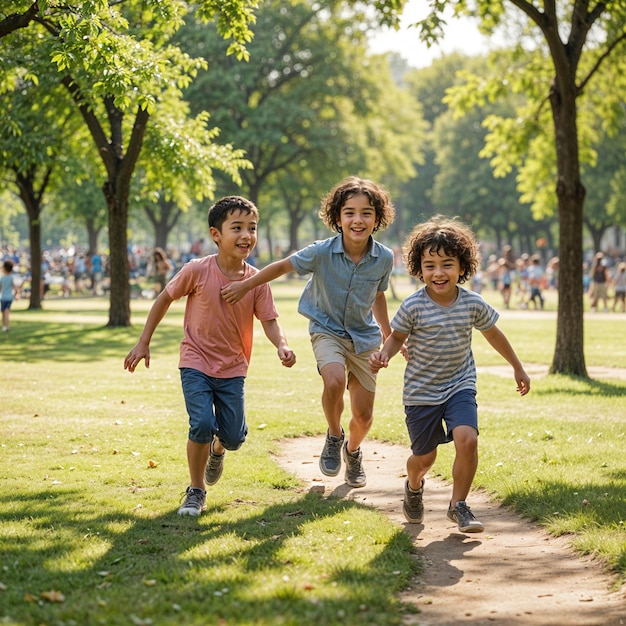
[514,368,530,396]
[124,344,150,373]
[279,347,296,368]
[369,351,388,373]
[221,282,248,304]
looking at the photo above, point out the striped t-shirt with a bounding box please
[391,286,499,406]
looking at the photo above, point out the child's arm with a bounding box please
[260,319,296,368]
[372,290,392,340]
[221,257,294,304]
[369,330,409,373]
[123,289,174,372]
[480,325,531,396]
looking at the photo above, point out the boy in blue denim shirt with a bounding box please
[221,177,395,488]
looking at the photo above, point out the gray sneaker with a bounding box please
[204,441,225,486]
[447,500,484,533]
[342,442,366,488]
[403,479,424,523]
[177,487,206,516]
[319,429,344,476]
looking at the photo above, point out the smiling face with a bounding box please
[210,209,257,260]
[420,248,462,306]
[336,192,379,246]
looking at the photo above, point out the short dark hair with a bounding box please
[3,260,14,273]
[208,196,259,231]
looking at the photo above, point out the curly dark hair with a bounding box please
[403,215,479,284]
[208,196,258,230]
[319,176,395,233]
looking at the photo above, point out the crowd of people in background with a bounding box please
[1,240,625,312]
[0,238,210,301]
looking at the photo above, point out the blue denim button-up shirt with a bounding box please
[290,235,393,354]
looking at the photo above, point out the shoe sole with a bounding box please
[457,524,484,533]
[403,509,424,524]
[447,512,484,533]
[319,459,341,477]
[177,508,205,516]
[345,476,367,488]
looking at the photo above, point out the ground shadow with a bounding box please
[0,487,418,625]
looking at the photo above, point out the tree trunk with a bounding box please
[549,79,587,377]
[551,195,586,375]
[288,210,304,253]
[15,171,45,310]
[85,217,100,256]
[105,180,131,327]
[145,199,183,250]
[27,210,43,310]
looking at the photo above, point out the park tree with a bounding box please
[415,1,626,377]
[0,36,86,309]
[177,0,424,253]
[1,0,255,326]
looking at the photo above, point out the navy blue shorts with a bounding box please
[180,368,247,449]
[405,389,478,457]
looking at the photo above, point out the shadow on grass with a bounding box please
[532,375,626,398]
[0,322,182,363]
[0,489,418,625]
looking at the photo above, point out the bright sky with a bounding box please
[368,2,499,68]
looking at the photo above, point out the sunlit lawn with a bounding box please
[1,278,624,624]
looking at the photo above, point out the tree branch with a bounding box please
[0,3,38,38]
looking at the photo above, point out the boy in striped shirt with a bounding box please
[369,216,530,533]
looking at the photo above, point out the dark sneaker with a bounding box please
[447,500,484,533]
[403,479,424,523]
[204,441,225,486]
[342,442,366,488]
[319,429,344,476]
[177,487,206,516]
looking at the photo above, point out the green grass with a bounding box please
[1,279,625,624]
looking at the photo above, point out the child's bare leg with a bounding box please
[320,362,346,438]
[450,425,478,504]
[345,377,374,452]
[406,449,436,491]
[186,439,210,490]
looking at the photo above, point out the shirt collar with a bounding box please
[331,234,378,258]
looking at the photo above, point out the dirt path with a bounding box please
[274,437,625,626]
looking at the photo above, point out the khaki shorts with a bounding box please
[311,332,377,393]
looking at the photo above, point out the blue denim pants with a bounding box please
[180,368,247,450]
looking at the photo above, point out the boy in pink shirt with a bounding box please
[124,196,296,516]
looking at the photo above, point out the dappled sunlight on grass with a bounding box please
[2,284,625,621]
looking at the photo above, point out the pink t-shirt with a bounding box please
[165,255,279,378]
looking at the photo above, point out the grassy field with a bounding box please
[1,278,625,625]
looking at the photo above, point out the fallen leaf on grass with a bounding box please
[40,590,65,603]
[148,460,158,468]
